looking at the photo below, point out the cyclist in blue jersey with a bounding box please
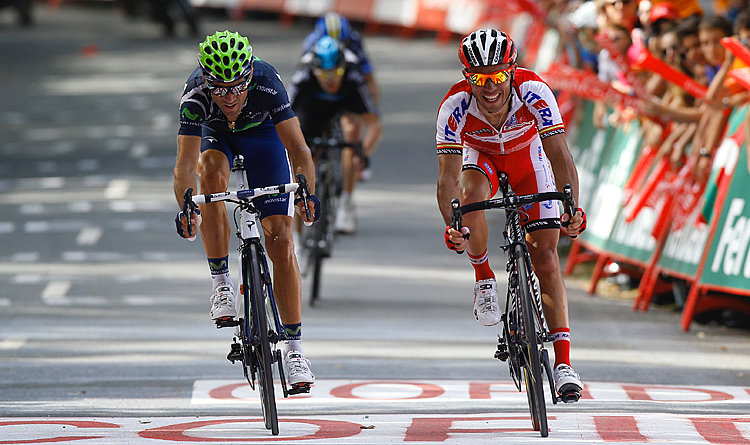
[173,31,318,387]
[302,12,378,103]
[288,35,381,234]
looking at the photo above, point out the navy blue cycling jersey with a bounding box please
[301,29,372,75]
[178,57,296,136]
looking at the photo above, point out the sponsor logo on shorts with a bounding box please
[482,162,494,176]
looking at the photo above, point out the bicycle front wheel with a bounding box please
[309,166,334,305]
[515,245,548,437]
[248,244,279,435]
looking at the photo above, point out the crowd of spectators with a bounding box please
[549,0,750,183]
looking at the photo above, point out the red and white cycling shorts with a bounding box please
[462,142,561,233]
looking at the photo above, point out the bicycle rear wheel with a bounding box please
[515,245,548,437]
[248,244,279,435]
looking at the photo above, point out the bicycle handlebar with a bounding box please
[452,185,577,226]
[188,182,300,206]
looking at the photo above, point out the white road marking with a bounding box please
[68,201,93,213]
[39,177,64,189]
[41,280,72,305]
[109,200,136,212]
[0,298,10,307]
[76,226,103,246]
[20,203,44,214]
[23,221,50,233]
[10,252,40,263]
[0,338,25,349]
[104,179,130,200]
[0,222,15,233]
[12,274,42,283]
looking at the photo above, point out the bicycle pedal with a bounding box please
[494,343,509,361]
[558,385,581,403]
[227,343,243,363]
[287,383,312,395]
[215,317,239,328]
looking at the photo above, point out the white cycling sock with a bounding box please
[211,272,232,291]
[283,340,303,355]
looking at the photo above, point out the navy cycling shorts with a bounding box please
[200,124,294,219]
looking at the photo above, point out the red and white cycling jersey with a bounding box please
[435,68,565,157]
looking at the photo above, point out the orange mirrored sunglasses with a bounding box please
[463,66,514,86]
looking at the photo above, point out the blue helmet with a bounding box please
[315,12,352,42]
[313,35,343,70]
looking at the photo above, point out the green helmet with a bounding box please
[198,30,253,84]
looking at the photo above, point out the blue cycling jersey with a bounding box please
[301,29,373,75]
[178,57,296,136]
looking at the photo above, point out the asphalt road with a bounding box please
[1,4,750,444]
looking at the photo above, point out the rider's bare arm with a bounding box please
[541,133,584,234]
[437,153,463,226]
[275,117,316,194]
[275,116,318,223]
[174,134,202,206]
[360,112,382,157]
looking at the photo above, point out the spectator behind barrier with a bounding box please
[687,15,734,182]
[596,0,641,31]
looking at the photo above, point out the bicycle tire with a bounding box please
[249,244,279,435]
[515,244,548,437]
[309,163,335,305]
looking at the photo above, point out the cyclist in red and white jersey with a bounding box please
[437,29,587,399]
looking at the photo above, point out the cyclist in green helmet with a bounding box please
[174,30,318,390]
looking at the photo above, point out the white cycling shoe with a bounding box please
[210,283,237,320]
[334,202,356,234]
[554,364,583,402]
[284,350,315,387]
[473,278,501,326]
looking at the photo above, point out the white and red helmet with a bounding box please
[459,29,517,69]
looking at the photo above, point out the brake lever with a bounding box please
[295,173,312,221]
[561,184,576,228]
[182,187,195,237]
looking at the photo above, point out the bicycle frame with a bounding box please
[230,156,285,342]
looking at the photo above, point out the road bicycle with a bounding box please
[300,136,362,305]
[299,136,342,305]
[182,155,312,435]
[451,172,580,437]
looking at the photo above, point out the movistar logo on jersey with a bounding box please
[181,107,200,121]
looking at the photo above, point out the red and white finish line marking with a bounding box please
[4,381,750,444]
[3,414,750,444]
[191,379,750,405]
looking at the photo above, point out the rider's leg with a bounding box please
[460,169,492,260]
[263,214,314,385]
[336,114,361,233]
[460,169,501,326]
[198,149,234,318]
[525,228,571,367]
[340,113,361,196]
[198,149,231,258]
[262,214,302,326]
